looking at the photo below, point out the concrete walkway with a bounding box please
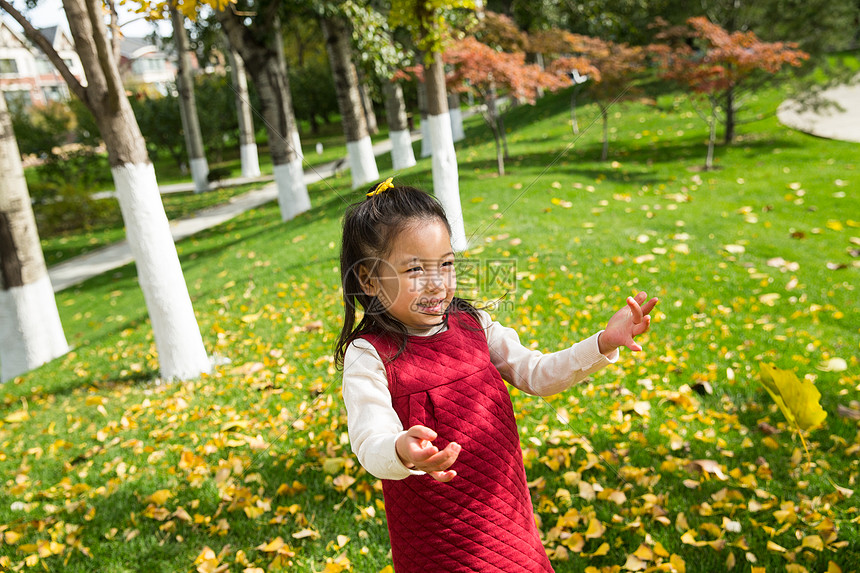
[777,80,860,143]
[48,133,420,292]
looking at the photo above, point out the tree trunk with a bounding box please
[65,0,210,380]
[383,80,416,170]
[498,107,510,159]
[484,91,504,175]
[273,15,302,161]
[601,104,609,161]
[448,92,464,142]
[724,85,736,144]
[226,39,261,178]
[418,79,432,158]
[535,52,545,98]
[321,14,378,189]
[357,67,379,135]
[425,51,467,251]
[171,5,208,193]
[706,97,718,170]
[0,94,69,382]
[218,8,310,221]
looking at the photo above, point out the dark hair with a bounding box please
[334,182,480,368]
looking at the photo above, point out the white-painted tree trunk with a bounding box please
[227,42,261,178]
[428,113,467,251]
[390,129,416,170]
[449,107,465,142]
[0,90,68,382]
[292,129,304,161]
[239,143,261,178]
[112,163,211,380]
[273,159,311,221]
[420,118,432,157]
[0,275,69,382]
[321,15,378,190]
[190,157,209,192]
[219,10,309,222]
[449,92,464,142]
[347,135,380,189]
[418,82,432,158]
[171,5,208,194]
[382,81,416,171]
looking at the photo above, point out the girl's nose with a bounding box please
[425,272,444,292]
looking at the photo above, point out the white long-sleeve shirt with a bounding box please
[342,309,619,480]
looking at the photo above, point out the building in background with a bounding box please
[1,18,177,107]
[0,20,83,109]
[119,35,176,95]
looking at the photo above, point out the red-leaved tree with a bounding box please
[445,37,566,176]
[550,35,645,161]
[652,16,809,170]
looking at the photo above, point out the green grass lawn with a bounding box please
[2,80,858,573]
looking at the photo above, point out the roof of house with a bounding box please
[39,25,59,45]
[121,36,162,60]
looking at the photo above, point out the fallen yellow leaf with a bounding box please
[622,554,647,571]
[766,540,787,552]
[584,518,606,539]
[256,537,285,552]
[670,554,686,573]
[586,542,609,557]
[292,528,321,540]
[759,363,827,431]
[801,534,824,551]
[146,489,172,506]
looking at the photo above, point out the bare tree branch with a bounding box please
[83,0,121,113]
[0,0,88,104]
[106,0,122,64]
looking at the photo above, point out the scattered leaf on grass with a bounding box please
[686,459,728,480]
[759,363,827,431]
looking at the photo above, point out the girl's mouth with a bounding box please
[417,299,445,314]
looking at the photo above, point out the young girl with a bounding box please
[336,179,658,573]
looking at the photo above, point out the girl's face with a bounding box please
[361,218,456,330]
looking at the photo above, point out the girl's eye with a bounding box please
[406,266,423,273]
[442,261,455,269]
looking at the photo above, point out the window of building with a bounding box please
[3,90,32,112]
[0,58,19,74]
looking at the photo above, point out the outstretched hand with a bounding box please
[396,425,461,483]
[598,291,659,355]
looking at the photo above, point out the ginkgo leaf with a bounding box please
[584,517,606,539]
[622,554,648,571]
[585,542,609,557]
[147,489,172,506]
[292,528,321,540]
[256,537,285,552]
[801,535,824,551]
[758,363,827,431]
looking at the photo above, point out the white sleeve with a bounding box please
[477,310,619,397]
[342,339,424,480]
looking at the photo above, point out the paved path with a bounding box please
[48,133,419,292]
[777,80,860,143]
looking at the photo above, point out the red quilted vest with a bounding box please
[362,312,554,573]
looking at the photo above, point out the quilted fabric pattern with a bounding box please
[363,313,554,573]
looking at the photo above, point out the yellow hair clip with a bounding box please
[367,177,394,197]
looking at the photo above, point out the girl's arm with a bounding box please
[342,339,419,480]
[343,340,460,481]
[481,292,657,396]
[480,309,617,396]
